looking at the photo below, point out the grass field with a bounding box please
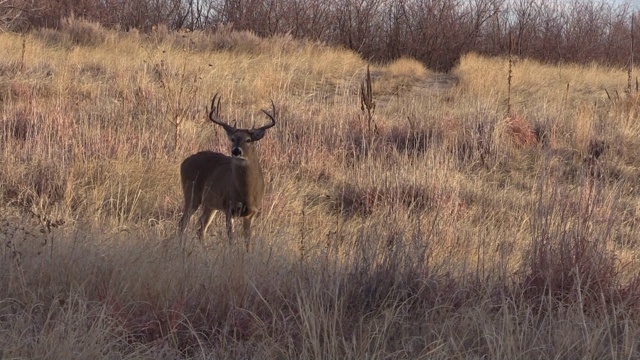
[2,19,640,359]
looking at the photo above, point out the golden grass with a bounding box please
[2,20,640,358]
[385,57,430,78]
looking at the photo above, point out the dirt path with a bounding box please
[373,72,460,111]
[416,73,459,91]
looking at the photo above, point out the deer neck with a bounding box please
[232,155,262,177]
[231,153,264,204]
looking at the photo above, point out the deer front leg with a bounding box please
[243,216,253,252]
[225,207,233,245]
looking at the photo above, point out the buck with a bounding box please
[179,94,276,252]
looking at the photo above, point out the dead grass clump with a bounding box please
[2,79,33,103]
[33,28,66,47]
[331,183,375,218]
[373,58,429,95]
[1,73,54,104]
[329,181,433,219]
[262,32,305,55]
[342,113,379,161]
[504,113,538,148]
[150,25,264,54]
[454,53,505,96]
[0,294,138,359]
[0,162,71,212]
[30,162,71,204]
[337,217,478,315]
[36,17,108,48]
[518,180,627,312]
[519,232,621,313]
[385,57,430,79]
[386,123,431,154]
[386,115,461,154]
[4,107,37,141]
[452,118,495,166]
[79,62,108,79]
[609,93,640,123]
[207,25,263,53]
[574,104,595,155]
[62,17,108,46]
[393,183,432,211]
[0,60,21,77]
[25,60,55,79]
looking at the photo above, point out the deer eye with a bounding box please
[245,138,252,143]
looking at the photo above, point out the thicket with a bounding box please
[1,0,637,71]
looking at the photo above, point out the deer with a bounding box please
[178,94,276,252]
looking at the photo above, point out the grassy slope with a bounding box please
[1,20,640,359]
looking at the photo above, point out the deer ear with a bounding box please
[250,128,266,141]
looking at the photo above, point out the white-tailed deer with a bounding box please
[179,94,276,252]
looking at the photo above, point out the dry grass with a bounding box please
[2,19,640,359]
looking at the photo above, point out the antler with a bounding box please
[256,100,277,131]
[208,94,235,132]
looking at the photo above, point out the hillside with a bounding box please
[1,20,640,359]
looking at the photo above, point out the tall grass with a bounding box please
[1,19,640,358]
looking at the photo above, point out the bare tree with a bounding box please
[0,0,32,31]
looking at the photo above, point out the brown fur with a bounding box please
[178,95,275,252]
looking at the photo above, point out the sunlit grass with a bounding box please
[2,19,640,359]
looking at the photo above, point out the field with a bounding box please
[2,20,640,359]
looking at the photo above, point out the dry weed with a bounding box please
[1,27,640,359]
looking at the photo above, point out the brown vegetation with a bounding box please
[1,0,637,72]
[2,23,640,358]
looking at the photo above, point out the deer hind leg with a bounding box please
[179,206,196,237]
[197,206,216,240]
[179,181,201,236]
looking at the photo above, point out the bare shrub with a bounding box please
[207,24,263,53]
[331,182,376,218]
[4,106,36,141]
[0,0,29,31]
[34,16,107,47]
[8,0,639,71]
[61,16,107,46]
[387,124,431,154]
[518,174,625,311]
[453,117,495,166]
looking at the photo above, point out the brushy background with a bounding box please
[2,19,640,359]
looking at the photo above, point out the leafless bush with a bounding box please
[0,0,32,31]
[61,16,107,46]
[518,176,626,312]
[10,0,640,72]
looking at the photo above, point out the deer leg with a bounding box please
[178,209,193,236]
[179,182,200,236]
[242,216,253,252]
[179,198,198,234]
[178,209,192,251]
[178,193,200,251]
[225,208,233,245]
[197,206,216,240]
